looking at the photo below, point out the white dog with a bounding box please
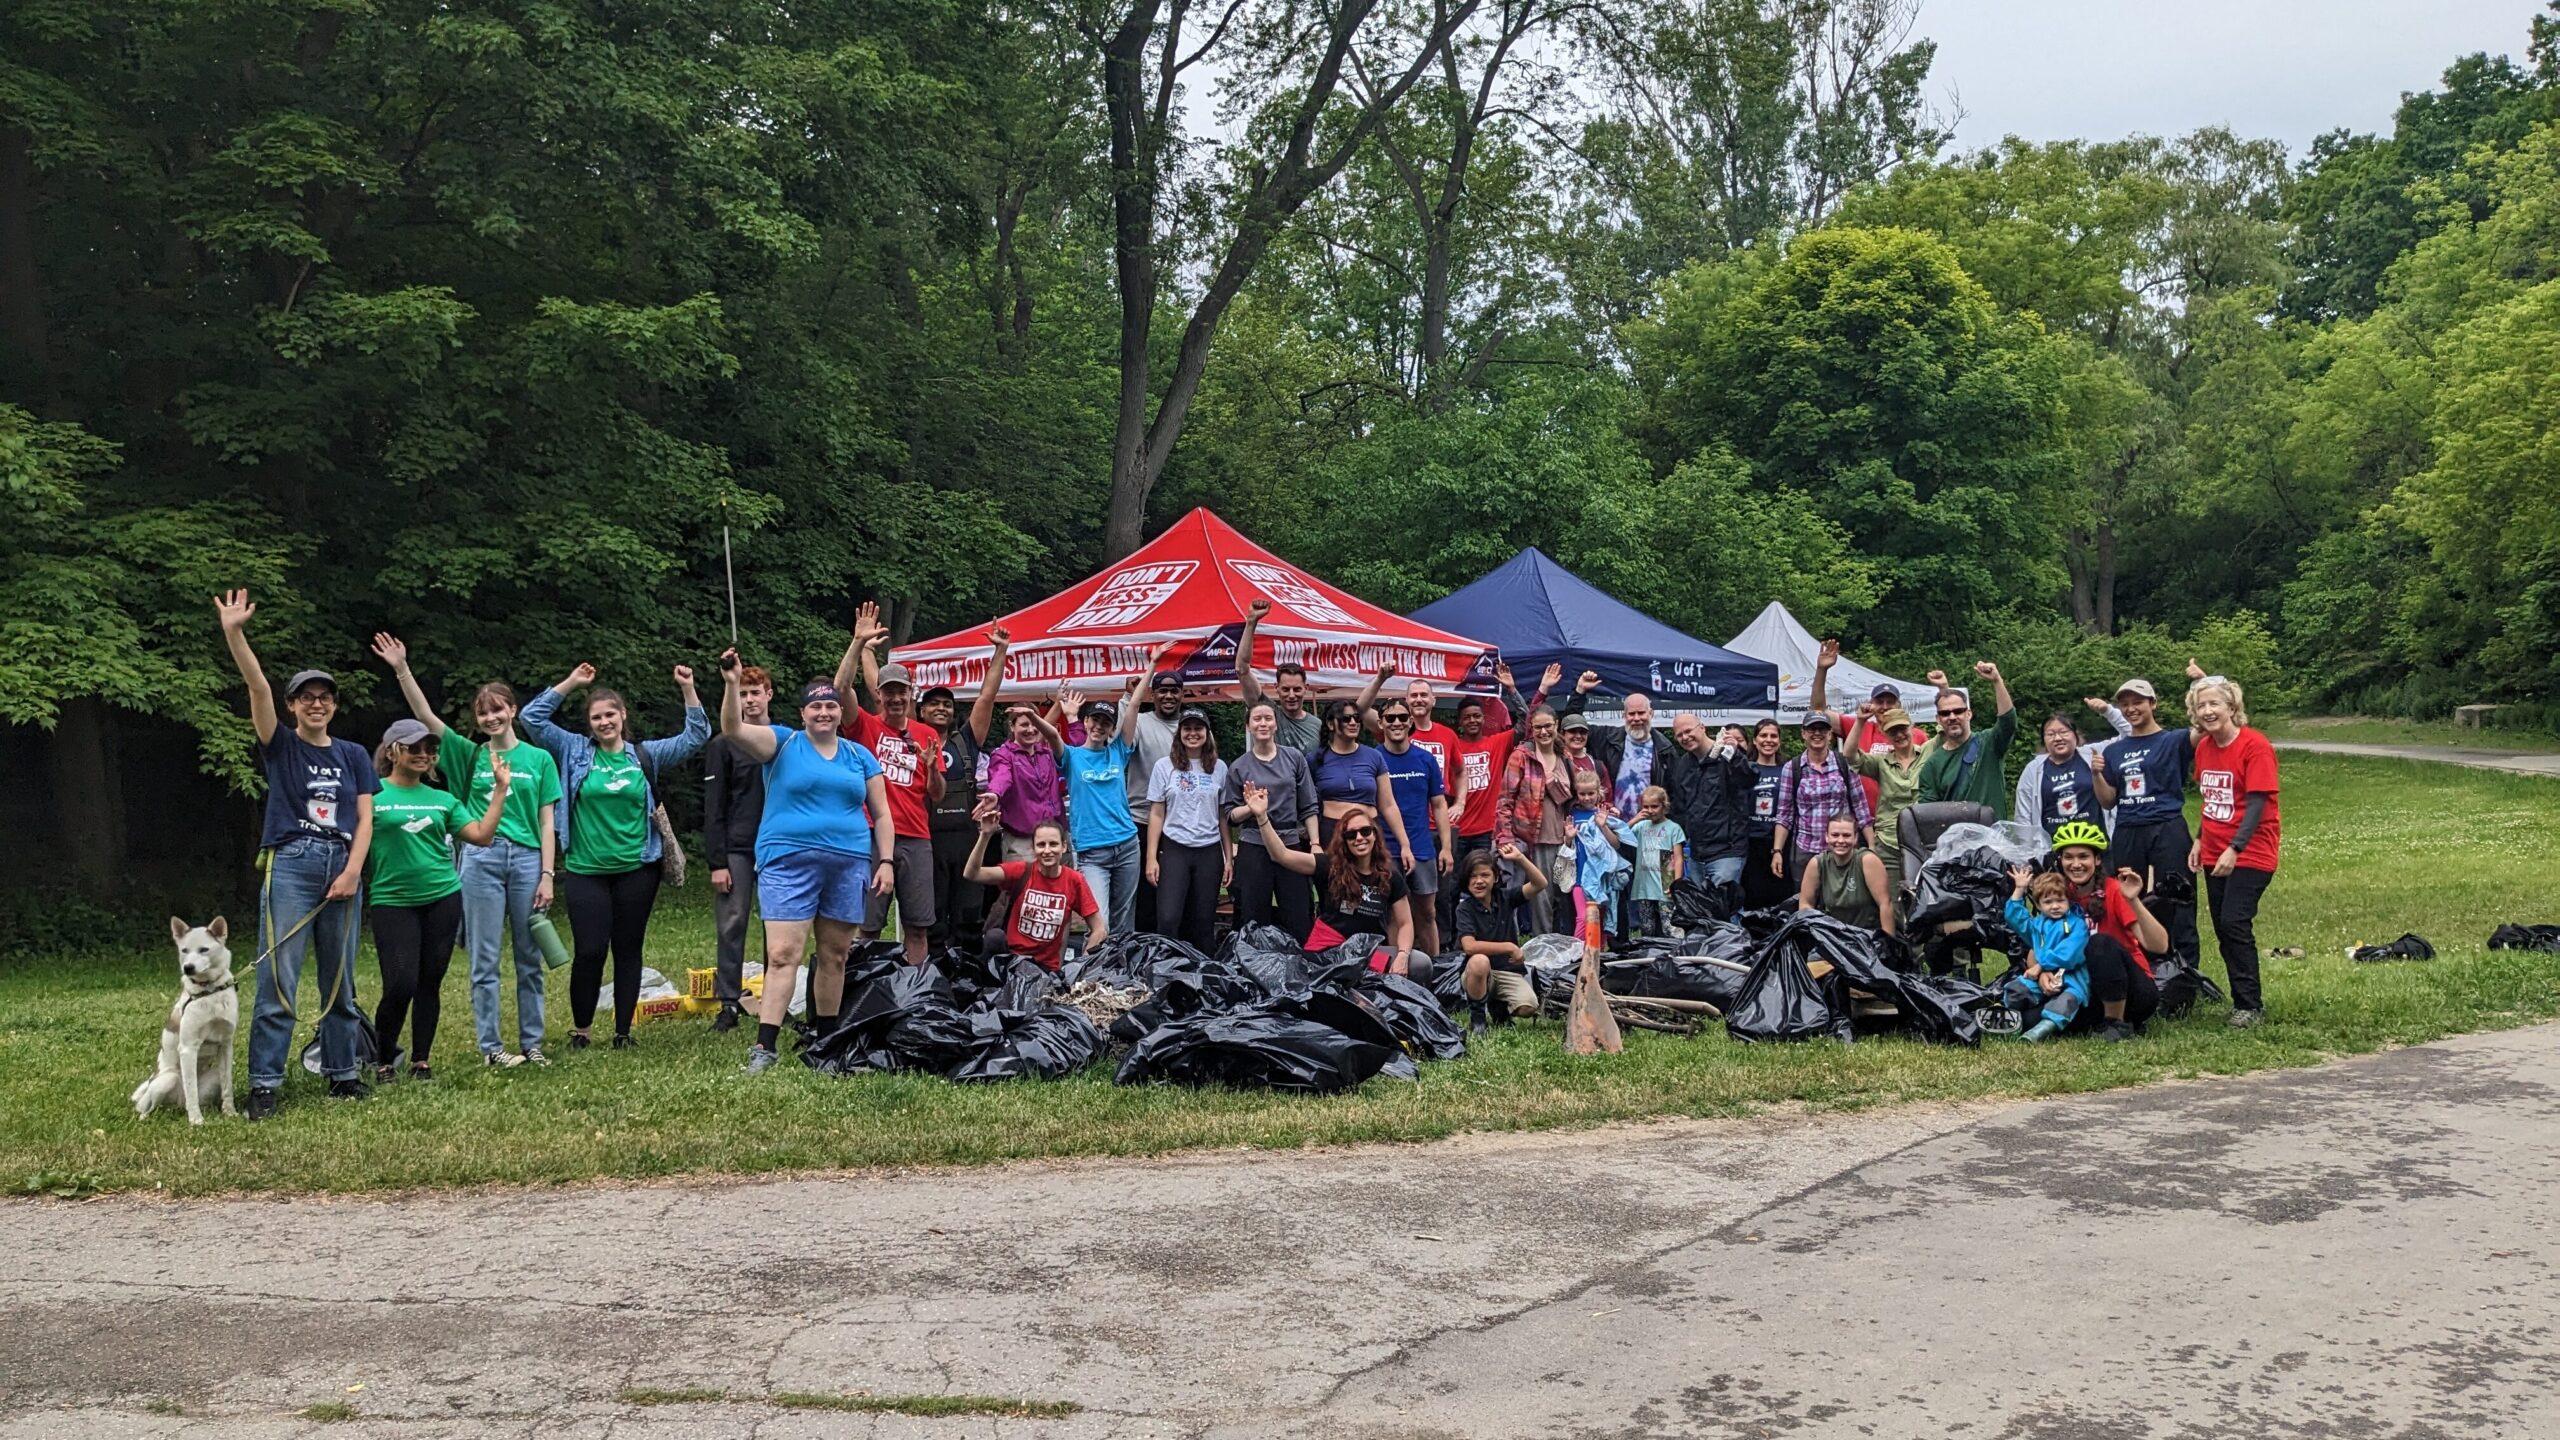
[132,917,239,1124]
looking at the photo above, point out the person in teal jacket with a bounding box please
[2002,867,2092,1042]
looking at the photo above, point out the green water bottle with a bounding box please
[530,909,571,970]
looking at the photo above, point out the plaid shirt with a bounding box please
[1773,751,1875,855]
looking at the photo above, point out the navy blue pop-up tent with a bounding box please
[1408,548,1779,709]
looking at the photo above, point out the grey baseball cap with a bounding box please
[383,718,433,747]
[285,669,337,698]
[875,661,913,689]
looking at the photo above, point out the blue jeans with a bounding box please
[1078,838,1141,938]
[1696,854,1746,888]
[249,836,368,1087]
[462,837,547,1054]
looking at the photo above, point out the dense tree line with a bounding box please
[7,0,2559,889]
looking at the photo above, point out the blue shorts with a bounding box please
[757,848,872,924]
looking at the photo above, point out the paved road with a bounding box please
[2274,737,2560,778]
[7,1024,2559,1439]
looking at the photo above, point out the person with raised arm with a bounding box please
[370,632,564,1064]
[719,650,898,1074]
[1221,705,1322,938]
[1234,600,1322,751]
[1916,660,2019,814]
[841,602,946,967]
[219,590,377,1119]
[914,628,1007,953]
[520,658,709,1050]
[364,720,510,1084]
[698,660,772,1031]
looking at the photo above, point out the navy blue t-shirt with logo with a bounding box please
[2040,752,2099,829]
[259,729,381,849]
[2100,729,2190,825]
[1749,762,1784,837]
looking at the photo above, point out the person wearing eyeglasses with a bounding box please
[1916,661,2018,814]
[1374,698,1455,957]
[1307,811,1422,977]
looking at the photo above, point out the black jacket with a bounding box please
[1655,741,1759,862]
[702,734,767,860]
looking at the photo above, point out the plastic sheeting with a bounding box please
[1724,911,1993,1046]
[1114,990,1414,1092]
[1317,961,1469,1061]
[1667,874,1742,931]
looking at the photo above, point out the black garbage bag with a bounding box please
[802,962,977,1075]
[2489,923,2560,953]
[1075,930,1211,985]
[1070,930,1261,1015]
[932,945,1018,1007]
[1725,911,1985,1046]
[2350,933,2437,963]
[1316,961,1468,1061]
[2149,953,2225,1017]
[1667,874,1742,930]
[1115,990,1403,1092]
[946,1004,1107,1082]
[1425,949,1470,1004]
[1725,937,1847,1043]
[1907,841,2015,933]
[1663,919,1757,963]
[1603,954,1748,1012]
[1220,923,1316,998]
[988,957,1062,1011]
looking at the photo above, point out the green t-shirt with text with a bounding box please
[368,782,471,908]
[436,730,561,851]
[564,748,651,875]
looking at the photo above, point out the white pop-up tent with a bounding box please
[1696,602,1940,725]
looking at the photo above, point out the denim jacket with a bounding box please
[520,688,710,865]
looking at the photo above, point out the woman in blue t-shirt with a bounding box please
[217,589,379,1120]
[717,652,896,1075]
[1310,699,1411,857]
[1060,683,1144,941]
[2090,676,2200,987]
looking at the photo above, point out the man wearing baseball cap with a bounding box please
[2091,675,2201,979]
[842,603,946,966]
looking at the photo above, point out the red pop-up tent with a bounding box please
[899,509,1499,699]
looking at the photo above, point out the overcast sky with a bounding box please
[1922,0,2540,159]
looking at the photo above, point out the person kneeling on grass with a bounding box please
[1454,844,1552,1034]
[962,811,1102,972]
[2002,869,2092,1043]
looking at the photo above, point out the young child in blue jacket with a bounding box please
[2003,866,2091,1042]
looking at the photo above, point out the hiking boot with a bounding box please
[523,1046,549,1066]
[2098,1020,2137,1043]
[485,1049,525,1069]
[742,1046,780,1075]
[245,1086,281,1121]
[328,1077,373,1101]
[569,1030,592,1050]
[712,1007,740,1033]
[2228,1008,2264,1030]
[611,1033,637,1050]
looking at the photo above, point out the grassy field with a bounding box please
[4,751,2556,1198]
[2263,714,2560,752]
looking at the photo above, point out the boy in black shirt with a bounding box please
[1453,842,1552,1032]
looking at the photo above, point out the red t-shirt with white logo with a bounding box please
[849,709,941,845]
[1408,719,1454,782]
[1001,860,1098,970]
[2195,727,2280,873]
[1446,730,1515,838]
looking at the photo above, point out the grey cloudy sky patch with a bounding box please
[1922,0,2538,159]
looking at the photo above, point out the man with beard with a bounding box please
[1654,715,1760,891]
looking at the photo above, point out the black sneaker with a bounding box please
[712,1007,740,1033]
[245,1086,281,1121]
[328,1077,373,1101]
[1465,1003,1489,1036]
[2098,1021,2136,1043]
[611,1033,636,1050]
[569,1031,592,1050]
[409,1063,435,1081]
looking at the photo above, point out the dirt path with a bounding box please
[7,1022,2560,1438]
[2274,737,2560,777]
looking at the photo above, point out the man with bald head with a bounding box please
[1655,715,1759,889]
[1558,673,1661,818]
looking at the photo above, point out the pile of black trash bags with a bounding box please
[799,930,1465,1093]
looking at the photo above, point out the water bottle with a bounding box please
[530,909,571,969]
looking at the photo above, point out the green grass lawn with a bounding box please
[2264,714,2560,753]
[5,752,2556,1198]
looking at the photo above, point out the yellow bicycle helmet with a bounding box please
[2050,820,2109,855]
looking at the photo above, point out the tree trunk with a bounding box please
[2064,526,2100,635]
[0,127,50,402]
[2094,519,2117,636]
[1100,2,1166,561]
[47,698,127,893]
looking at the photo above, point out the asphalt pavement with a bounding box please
[6,1023,2558,1439]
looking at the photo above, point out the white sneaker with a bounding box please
[484,1050,525,1069]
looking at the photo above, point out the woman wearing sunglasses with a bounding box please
[1306,810,1421,976]
[365,719,512,1083]
[1311,697,1412,859]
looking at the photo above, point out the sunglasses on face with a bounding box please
[1381,712,1411,724]
[1342,827,1377,840]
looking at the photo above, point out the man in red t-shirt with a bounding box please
[841,605,945,965]
[961,813,1100,970]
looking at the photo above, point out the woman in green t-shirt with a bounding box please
[367,719,510,1082]
[373,633,567,1067]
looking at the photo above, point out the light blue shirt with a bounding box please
[1063,739,1138,850]
[755,726,883,867]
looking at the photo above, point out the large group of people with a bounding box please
[213,585,2285,1116]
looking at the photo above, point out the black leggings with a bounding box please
[372,893,463,1065]
[1153,840,1224,953]
[2070,935,2160,1031]
[564,866,663,1035]
[2109,816,2200,966]
[1231,841,1313,942]
[928,825,984,949]
[1743,832,1790,909]
[2206,866,2273,1012]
